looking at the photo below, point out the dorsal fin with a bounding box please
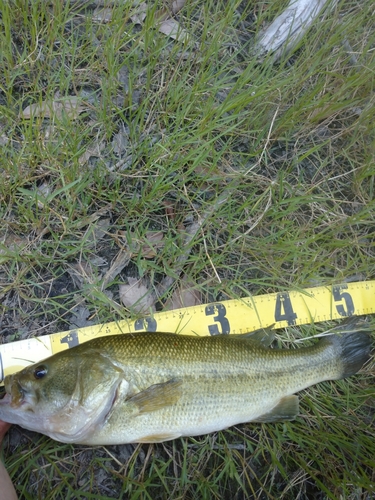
[229,325,275,347]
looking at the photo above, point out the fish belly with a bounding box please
[82,374,295,445]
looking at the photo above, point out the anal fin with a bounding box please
[254,395,299,423]
[136,432,181,443]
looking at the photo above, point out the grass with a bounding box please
[0,0,375,498]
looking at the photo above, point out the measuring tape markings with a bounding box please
[1,280,374,383]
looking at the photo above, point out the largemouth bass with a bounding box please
[0,329,371,445]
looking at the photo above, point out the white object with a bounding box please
[255,0,337,61]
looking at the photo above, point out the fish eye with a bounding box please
[33,365,48,379]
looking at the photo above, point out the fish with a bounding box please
[0,327,371,445]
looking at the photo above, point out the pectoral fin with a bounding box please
[128,378,182,414]
[254,395,299,423]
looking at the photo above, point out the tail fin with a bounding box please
[327,330,372,379]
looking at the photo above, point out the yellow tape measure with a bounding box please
[1,280,374,383]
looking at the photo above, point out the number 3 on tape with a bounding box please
[205,304,231,335]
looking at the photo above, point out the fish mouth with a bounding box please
[0,392,12,405]
[1,379,26,408]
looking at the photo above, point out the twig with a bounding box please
[229,186,273,245]
[186,186,223,284]
[246,102,280,175]
[156,191,229,297]
[53,1,117,6]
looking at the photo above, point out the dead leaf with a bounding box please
[116,230,165,259]
[35,182,52,208]
[172,0,187,14]
[101,249,132,290]
[130,2,147,24]
[112,123,129,155]
[163,200,176,220]
[119,277,156,313]
[92,7,113,23]
[21,97,85,120]
[69,304,95,329]
[67,261,96,289]
[129,0,190,42]
[140,231,165,258]
[157,0,187,21]
[67,257,107,289]
[84,218,112,249]
[158,19,190,42]
[74,204,113,230]
[79,139,106,165]
[0,233,29,264]
[0,133,9,146]
[0,233,28,252]
[164,276,201,310]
